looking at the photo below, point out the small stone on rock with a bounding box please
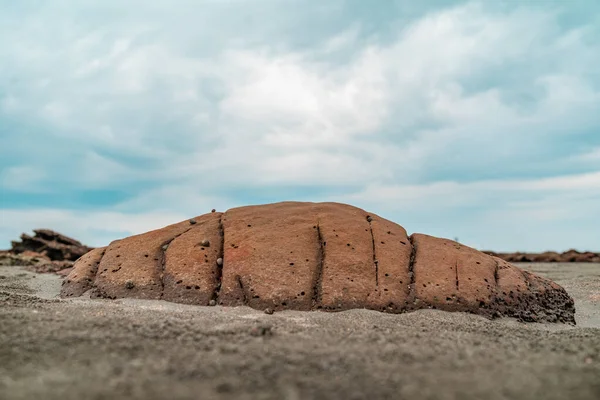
[125,281,135,289]
[162,244,169,251]
[200,239,210,247]
[209,299,216,306]
[216,257,223,266]
[211,209,216,213]
[366,215,373,222]
[264,307,274,315]
[189,218,197,225]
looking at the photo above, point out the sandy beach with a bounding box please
[1,263,599,400]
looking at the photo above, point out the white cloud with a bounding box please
[1,166,46,192]
[114,185,231,215]
[343,171,600,210]
[579,147,600,163]
[336,171,600,251]
[1,1,599,250]
[0,209,189,247]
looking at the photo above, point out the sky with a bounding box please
[1,0,599,252]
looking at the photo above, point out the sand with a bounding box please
[1,263,599,400]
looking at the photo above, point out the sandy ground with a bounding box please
[0,263,599,400]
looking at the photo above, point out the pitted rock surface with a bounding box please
[61,202,575,323]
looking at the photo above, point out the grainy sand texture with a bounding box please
[1,263,599,400]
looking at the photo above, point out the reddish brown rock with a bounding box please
[411,234,498,313]
[483,249,600,263]
[1,229,94,274]
[92,218,203,300]
[162,213,223,305]
[10,229,92,261]
[61,202,575,323]
[61,247,106,297]
[0,250,50,267]
[364,215,412,312]
[219,202,320,310]
[315,204,376,311]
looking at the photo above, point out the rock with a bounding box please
[91,219,199,300]
[59,247,105,297]
[60,202,576,323]
[483,250,600,263]
[264,308,274,315]
[10,229,92,261]
[0,250,49,266]
[56,267,73,277]
[249,324,273,337]
[29,260,74,274]
[0,247,77,275]
[162,214,222,305]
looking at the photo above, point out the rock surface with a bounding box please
[484,250,600,263]
[61,202,575,323]
[10,229,92,261]
[1,230,93,274]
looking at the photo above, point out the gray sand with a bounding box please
[1,263,599,400]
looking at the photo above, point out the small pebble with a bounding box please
[264,308,274,315]
[211,209,216,213]
[250,324,273,336]
[200,239,210,247]
[162,244,169,251]
[189,218,197,225]
[216,257,223,266]
[366,215,373,222]
[215,383,233,393]
[209,299,216,306]
[125,281,135,289]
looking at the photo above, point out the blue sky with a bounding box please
[1,0,599,252]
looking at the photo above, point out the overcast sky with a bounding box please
[1,0,599,252]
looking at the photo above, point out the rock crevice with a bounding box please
[311,222,325,310]
[455,260,460,291]
[366,216,378,287]
[158,226,196,299]
[407,234,417,307]
[211,216,225,304]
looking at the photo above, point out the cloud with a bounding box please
[337,171,600,252]
[1,1,599,250]
[0,208,190,248]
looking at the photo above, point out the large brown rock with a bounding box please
[61,202,575,323]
